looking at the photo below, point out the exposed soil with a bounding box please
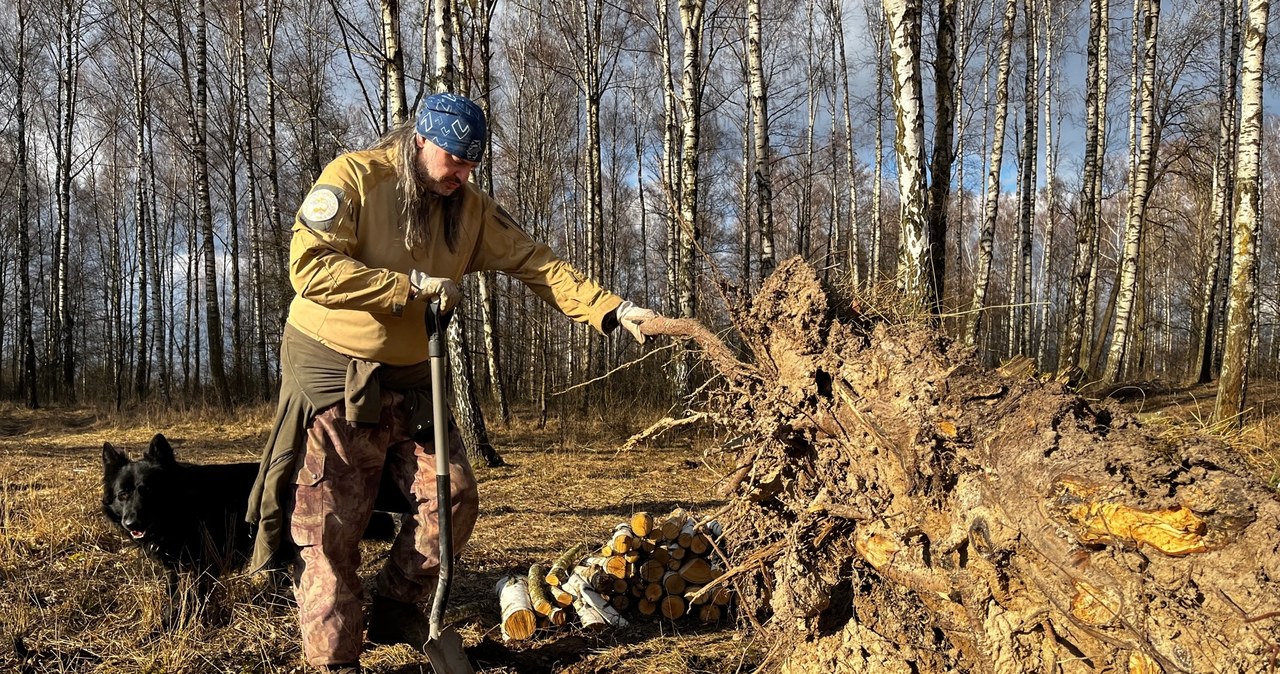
[647,258,1280,673]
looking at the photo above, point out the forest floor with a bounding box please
[0,378,1275,674]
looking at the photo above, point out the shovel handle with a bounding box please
[425,298,456,644]
[425,300,454,353]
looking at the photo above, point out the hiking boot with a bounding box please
[366,594,430,648]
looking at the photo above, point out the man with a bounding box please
[246,92,656,673]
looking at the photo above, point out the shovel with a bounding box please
[421,300,475,674]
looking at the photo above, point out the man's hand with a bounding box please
[409,271,461,313]
[615,301,658,344]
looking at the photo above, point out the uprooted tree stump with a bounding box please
[639,258,1280,673]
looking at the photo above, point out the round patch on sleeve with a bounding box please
[300,187,342,230]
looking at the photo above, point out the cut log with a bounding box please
[639,559,666,583]
[697,604,721,623]
[658,509,688,541]
[639,258,1280,673]
[677,557,715,584]
[660,595,686,620]
[526,564,554,616]
[631,511,654,538]
[495,576,537,641]
[644,581,664,603]
[611,523,636,553]
[563,571,629,630]
[662,571,686,596]
[545,542,585,587]
[637,598,657,616]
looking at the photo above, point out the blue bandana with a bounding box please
[415,93,487,163]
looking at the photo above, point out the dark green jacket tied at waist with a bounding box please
[246,324,433,571]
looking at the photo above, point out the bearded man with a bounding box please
[247,93,656,673]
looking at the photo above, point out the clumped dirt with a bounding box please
[648,258,1280,673]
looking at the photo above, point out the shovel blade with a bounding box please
[423,627,474,674]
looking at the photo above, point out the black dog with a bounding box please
[101,433,258,622]
[102,433,408,624]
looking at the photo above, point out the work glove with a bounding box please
[615,300,657,344]
[409,270,461,313]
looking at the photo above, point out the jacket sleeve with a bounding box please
[469,200,623,334]
[289,157,413,316]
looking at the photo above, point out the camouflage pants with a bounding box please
[289,392,479,667]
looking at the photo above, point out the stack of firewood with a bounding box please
[493,508,734,640]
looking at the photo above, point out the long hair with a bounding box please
[371,121,461,254]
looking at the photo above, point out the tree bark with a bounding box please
[1214,0,1269,424]
[882,0,930,310]
[747,0,776,277]
[1194,0,1239,385]
[1103,0,1160,384]
[1013,0,1037,356]
[964,0,1017,347]
[381,0,409,126]
[925,0,956,317]
[15,0,38,409]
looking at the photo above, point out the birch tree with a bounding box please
[882,0,930,309]
[964,0,1017,346]
[1194,0,1239,384]
[1012,0,1037,355]
[747,0,776,277]
[926,0,956,316]
[15,0,38,408]
[52,0,86,401]
[1102,0,1160,384]
[1214,0,1268,423]
[1061,0,1109,372]
[381,0,408,125]
[676,0,705,321]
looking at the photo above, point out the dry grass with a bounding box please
[1121,381,1280,488]
[0,402,762,674]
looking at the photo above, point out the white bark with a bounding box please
[1103,0,1160,383]
[964,0,1017,346]
[1215,0,1269,423]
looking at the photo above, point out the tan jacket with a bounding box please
[288,146,623,365]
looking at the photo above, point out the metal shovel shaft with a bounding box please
[423,302,474,674]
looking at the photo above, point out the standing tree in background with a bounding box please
[1195,0,1239,385]
[747,0,776,279]
[830,0,861,287]
[677,0,706,323]
[1215,0,1269,423]
[926,0,956,317]
[381,0,409,126]
[1012,0,1037,355]
[1103,0,1161,384]
[882,0,930,310]
[15,0,38,409]
[53,0,86,402]
[964,0,1016,346]
[1063,0,1109,372]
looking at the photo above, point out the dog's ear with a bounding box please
[102,442,129,474]
[144,433,176,465]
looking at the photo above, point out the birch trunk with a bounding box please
[747,0,776,277]
[964,0,1017,346]
[1102,0,1160,384]
[15,0,38,409]
[882,0,930,309]
[1013,0,1037,356]
[54,0,84,401]
[1062,0,1107,372]
[1214,0,1269,423]
[1195,0,1239,384]
[869,0,885,282]
[1035,0,1058,366]
[128,0,150,399]
[434,0,455,90]
[677,0,705,321]
[237,0,269,399]
[381,0,408,125]
[926,0,956,316]
[195,0,231,407]
[832,0,861,286]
